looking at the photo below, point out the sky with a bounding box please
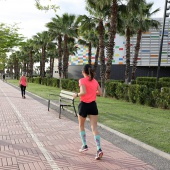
[0,0,166,40]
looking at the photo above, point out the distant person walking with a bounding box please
[73,64,103,160]
[2,74,5,82]
[19,73,27,99]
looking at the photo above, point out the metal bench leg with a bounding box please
[48,100,50,111]
[73,106,77,117]
[59,105,62,119]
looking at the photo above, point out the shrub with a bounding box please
[123,84,129,101]
[159,82,170,88]
[128,85,137,103]
[61,79,70,89]
[144,88,155,107]
[152,89,161,108]
[115,83,123,99]
[41,78,48,85]
[131,80,136,84]
[158,87,170,109]
[67,80,79,92]
[159,77,170,82]
[51,78,59,87]
[136,77,156,82]
[115,83,129,101]
[105,81,119,98]
[34,77,41,84]
[136,85,148,105]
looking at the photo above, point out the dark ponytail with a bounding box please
[83,64,94,81]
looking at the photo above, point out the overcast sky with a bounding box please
[0,0,165,40]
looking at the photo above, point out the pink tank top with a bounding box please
[20,76,27,86]
[79,76,99,103]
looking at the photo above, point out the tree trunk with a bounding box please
[41,46,46,78]
[49,57,54,78]
[40,60,42,77]
[88,42,92,65]
[98,20,105,94]
[131,29,142,81]
[23,61,26,74]
[63,34,69,79]
[26,62,28,77]
[124,26,131,84]
[14,58,19,79]
[93,45,99,77]
[58,34,62,78]
[105,0,118,81]
[9,64,13,78]
[28,51,33,77]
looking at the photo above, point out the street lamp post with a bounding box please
[156,0,170,82]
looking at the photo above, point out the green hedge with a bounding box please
[115,83,129,101]
[136,77,156,82]
[105,81,170,109]
[159,77,170,82]
[27,76,169,109]
[105,81,119,98]
[135,77,170,88]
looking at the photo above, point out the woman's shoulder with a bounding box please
[92,78,98,82]
[79,77,85,82]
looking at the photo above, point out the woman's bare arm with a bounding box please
[73,84,86,99]
[96,85,102,96]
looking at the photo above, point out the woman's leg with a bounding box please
[78,115,88,151]
[20,85,24,97]
[23,86,26,97]
[89,115,103,159]
[89,115,101,149]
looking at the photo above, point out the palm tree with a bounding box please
[76,15,97,65]
[131,2,160,81]
[19,43,30,75]
[46,15,63,78]
[61,13,78,78]
[6,58,14,78]
[22,39,35,77]
[105,0,118,81]
[67,37,78,56]
[10,52,20,79]
[85,0,110,93]
[117,3,136,83]
[0,53,7,74]
[46,42,57,78]
[76,14,100,75]
[33,31,51,78]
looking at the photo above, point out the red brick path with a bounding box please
[0,81,155,170]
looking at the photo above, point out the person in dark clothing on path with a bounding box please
[2,74,5,82]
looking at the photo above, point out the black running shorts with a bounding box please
[78,101,98,118]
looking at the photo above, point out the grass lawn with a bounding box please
[8,79,170,154]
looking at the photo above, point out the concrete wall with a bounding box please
[67,65,170,80]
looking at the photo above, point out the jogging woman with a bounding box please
[19,73,27,99]
[73,64,103,160]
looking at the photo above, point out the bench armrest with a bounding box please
[48,93,60,100]
[48,93,59,96]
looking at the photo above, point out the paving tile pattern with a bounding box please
[0,81,156,170]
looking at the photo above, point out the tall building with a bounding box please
[130,18,170,67]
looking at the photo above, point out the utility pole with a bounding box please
[156,0,170,82]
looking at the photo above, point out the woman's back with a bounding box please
[20,76,27,86]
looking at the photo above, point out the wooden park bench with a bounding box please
[48,90,77,119]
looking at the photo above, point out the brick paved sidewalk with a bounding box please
[0,80,155,170]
